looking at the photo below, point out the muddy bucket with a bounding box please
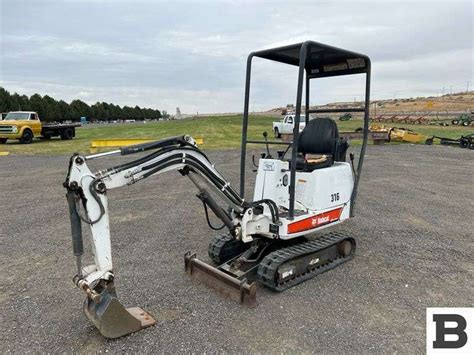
[83,281,156,339]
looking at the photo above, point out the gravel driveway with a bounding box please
[0,145,472,353]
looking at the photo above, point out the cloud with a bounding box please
[0,0,472,113]
[2,34,153,63]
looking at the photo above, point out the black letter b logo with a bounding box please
[433,314,468,349]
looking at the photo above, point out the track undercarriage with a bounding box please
[185,232,356,307]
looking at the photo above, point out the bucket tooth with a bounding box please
[184,252,257,308]
[83,281,156,339]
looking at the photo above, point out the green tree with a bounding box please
[109,104,122,120]
[91,102,106,121]
[0,87,13,113]
[29,94,46,119]
[0,86,162,122]
[17,94,30,111]
[58,100,72,121]
[42,95,61,122]
[122,105,134,120]
[70,99,91,121]
[133,105,143,120]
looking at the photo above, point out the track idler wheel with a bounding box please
[208,234,249,264]
[337,240,353,257]
[83,281,156,338]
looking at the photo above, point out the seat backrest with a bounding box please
[297,117,339,155]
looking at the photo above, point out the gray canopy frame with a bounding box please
[239,40,371,219]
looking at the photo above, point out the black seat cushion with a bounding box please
[287,117,346,172]
[298,117,338,155]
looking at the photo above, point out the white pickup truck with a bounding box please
[272,114,309,138]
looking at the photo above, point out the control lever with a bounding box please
[349,152,356,177]
[251,155,259,172]
[262,132,272,159]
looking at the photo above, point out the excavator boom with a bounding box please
[64,135,273,338]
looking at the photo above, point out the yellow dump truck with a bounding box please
[0,111,80,144]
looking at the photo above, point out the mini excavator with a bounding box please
[64,41,371,338]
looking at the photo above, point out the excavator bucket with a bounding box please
[83,282,156,339]
[184,252,257,308]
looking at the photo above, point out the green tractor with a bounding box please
[339,113,352,121]
[451,113,473,126]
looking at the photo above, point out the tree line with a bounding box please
[0,87,163,122]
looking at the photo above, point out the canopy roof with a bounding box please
[252,41,370,77]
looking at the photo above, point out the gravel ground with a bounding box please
[0,145,473,353]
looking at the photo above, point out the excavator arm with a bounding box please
[63,135,275,338]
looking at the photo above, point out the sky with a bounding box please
[0,0,472,114]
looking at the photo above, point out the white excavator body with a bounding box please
[253,158,353,239]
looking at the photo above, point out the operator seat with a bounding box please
[290,117,348,172]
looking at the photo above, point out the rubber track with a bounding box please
[208,234,248,264]
[257,232,355,291]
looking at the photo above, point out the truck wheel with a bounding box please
[60,128,74,140]
[425,138,433,145]
[451,119,459,125]
[462,121,470,126]
[19,129,33,144]
[0,138,7,144]
[274,128,281,138]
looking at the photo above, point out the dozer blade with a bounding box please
[184,252,257,308]
[83,281,156,339]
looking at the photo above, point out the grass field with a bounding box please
[0,115,472,155]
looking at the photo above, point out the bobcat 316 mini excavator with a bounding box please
[64,41,371,338]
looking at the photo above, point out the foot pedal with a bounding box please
[184,252,257,308]
[83,282,156,338]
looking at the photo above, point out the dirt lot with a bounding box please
[0,145,473,353]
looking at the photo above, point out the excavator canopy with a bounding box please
[240,41,371,219]
[252,41,370,77]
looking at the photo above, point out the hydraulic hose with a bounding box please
[111,138,208,173]
[75,181,106,225]
[139,154,244,207]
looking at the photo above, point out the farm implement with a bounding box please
[364,124,474,148]
[425,133,474,149]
